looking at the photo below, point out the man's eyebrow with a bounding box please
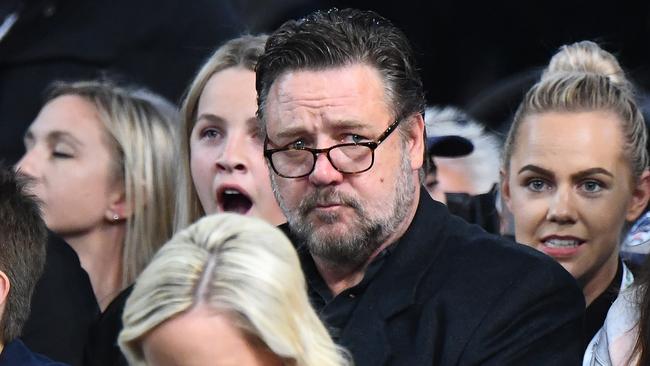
[517,164,554,177]
[273,119,369,140]
[274,125,310,140]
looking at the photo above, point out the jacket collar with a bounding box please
[339,189,449,364]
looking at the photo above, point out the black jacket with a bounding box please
[22,232,98,366]
[292,190,585,365]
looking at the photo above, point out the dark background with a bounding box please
[2,0,650,163]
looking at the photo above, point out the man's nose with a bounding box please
[309,152,344,187]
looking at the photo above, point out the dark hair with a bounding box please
[256,8,425,129]
[0,166,47,342]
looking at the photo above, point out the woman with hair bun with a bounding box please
[500,41,650,350]
[119,213,350,366]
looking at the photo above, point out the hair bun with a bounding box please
[542,41,628,88]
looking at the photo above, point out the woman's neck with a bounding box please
[63,224,125,312]
[581,250,620,307]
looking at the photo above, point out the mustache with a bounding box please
[298,187,361,213]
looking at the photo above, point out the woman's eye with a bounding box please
[51,144,74,159]
[200,128,221,140]
[52,151,73,159]
[526,179,548,192]
[581,180,603,193]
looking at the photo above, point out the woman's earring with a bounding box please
[113,214,120,221]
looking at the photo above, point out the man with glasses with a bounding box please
[257,8,584,365]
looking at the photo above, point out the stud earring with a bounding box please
[113,214,119,221]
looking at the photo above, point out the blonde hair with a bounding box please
[175,35,268,231]
[502,41,648,179]
[119,213,350,366]
[47,80,179,286]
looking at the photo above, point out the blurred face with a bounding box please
[142,307,283,366]
[16,95,120,236]
[434,158,476,193]
[503,111,649,301]
[263,64,424,268]
[424,163,446,204]
[190,67,285,225]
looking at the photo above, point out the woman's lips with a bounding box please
[539,235,586,258]
[216,185,253,215]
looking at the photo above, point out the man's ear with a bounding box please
[405,113,426,171]
[626,170,650,222]
[0,271,11,313]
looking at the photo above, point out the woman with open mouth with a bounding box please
[175,35,286,230]
[500,41,650,353]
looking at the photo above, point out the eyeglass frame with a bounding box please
[263,118,402,178]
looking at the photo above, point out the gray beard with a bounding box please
[271,150,416,270]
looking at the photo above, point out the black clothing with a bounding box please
[0,339,68,366]
[22,232,99,366]
[84,286,132,366]
[299,244,393,342]
[583,260,624,351]
[286,189,585,365]
[445,184,500,234]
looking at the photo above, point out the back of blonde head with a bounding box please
[119,213,349,366]
[503,41,648,178]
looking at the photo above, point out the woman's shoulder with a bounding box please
[584,286,640,365]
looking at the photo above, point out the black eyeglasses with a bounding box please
[264,119,401,178]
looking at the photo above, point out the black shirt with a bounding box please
[84,286,133,366]
[295,241,393,342]
[583,259,624,351]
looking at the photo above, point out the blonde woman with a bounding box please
[175,35,285,231]
[16,81,179,365]
[500,41,650,350]
[119,213,350,366]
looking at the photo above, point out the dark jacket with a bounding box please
[0,339,68,366]
[22,232,99,366]
[295,190,585,365]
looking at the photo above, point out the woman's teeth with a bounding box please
[544,239,581,248]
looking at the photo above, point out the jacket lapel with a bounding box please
[340,190,449,365]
